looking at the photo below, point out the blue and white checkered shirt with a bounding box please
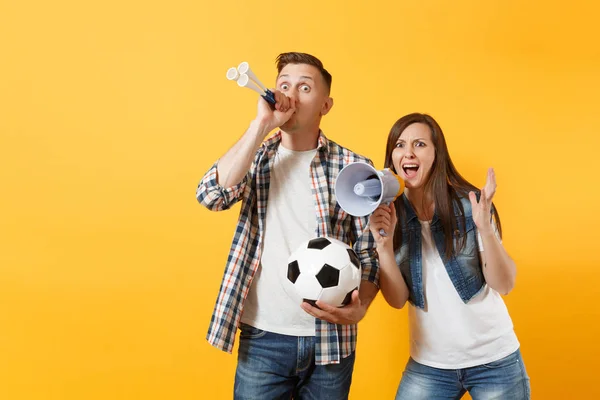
[196,131,379,365]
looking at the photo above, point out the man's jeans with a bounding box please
[234,323,355,400]
[395,348,530,399]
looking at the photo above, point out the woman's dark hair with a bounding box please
[384,113,502,260]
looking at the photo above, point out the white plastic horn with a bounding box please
[237,61,268,92]
[226,67,240,81]
[237,73,266,96]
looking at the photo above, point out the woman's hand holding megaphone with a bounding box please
[369,202,397,250]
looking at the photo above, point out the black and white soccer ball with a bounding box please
[285,237,361,308]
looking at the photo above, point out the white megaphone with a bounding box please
[335,162,405,235]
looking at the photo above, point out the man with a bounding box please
[197,52,379,399]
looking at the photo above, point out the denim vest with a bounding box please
[395,194,485,309]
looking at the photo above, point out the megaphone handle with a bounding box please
[378,200,395,237]
[262,89,276,109]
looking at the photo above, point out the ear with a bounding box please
[320,96,334,116]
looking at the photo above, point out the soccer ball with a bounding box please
[285,237,361,308]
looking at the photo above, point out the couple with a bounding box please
[196,52,530,400]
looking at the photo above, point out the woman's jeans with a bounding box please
[395,348,530,400]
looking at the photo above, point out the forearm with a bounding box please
[358,281,378,309]
[480,231,517,295]
[377,246,409,309]
[217,119,270,187]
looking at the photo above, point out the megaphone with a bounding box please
[335,162,405,235]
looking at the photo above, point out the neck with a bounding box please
[279,127,320,151]
[405,187,434,221]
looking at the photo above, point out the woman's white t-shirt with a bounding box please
[408,220,520,369]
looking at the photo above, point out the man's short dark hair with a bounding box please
[275,52,332,93]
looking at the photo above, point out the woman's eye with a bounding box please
[416,141,425,147]
[395,143,404,148]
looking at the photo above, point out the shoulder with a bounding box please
[325,136,373,166]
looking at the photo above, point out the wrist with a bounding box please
[250,117,274,136]
[478,226,495,238]
[378,240,395,254]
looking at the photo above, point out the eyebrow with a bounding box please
[277,74,314,81]
[397,138,427,142]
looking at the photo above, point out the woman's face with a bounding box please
[391,123,436,190]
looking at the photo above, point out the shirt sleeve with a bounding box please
[196,161,249,211]
[352,216,380,287]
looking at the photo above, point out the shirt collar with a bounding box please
[262,130,329,153]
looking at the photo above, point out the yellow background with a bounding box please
[1,0,599,398]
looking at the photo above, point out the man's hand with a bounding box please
[255,90,296,133]
[301,290,367,325]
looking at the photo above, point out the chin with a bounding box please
[405,180,423,190]
[281,121,300,133]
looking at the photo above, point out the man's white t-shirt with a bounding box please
[240,144,317,336]
[408,220,520,369]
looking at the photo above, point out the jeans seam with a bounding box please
[296,337,302,374]
[517,355,530,399]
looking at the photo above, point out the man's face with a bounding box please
[275,63,333,133]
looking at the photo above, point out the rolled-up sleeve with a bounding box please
[196,161,248,211]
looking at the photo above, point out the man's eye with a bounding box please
[300,85,310,92]
[281,84,289,90]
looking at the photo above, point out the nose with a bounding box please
[283,92,298,108]
[286,88,299,100]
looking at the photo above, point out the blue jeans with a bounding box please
[234,323,355,400]
[395,349,530,400]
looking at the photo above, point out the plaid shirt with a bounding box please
[196,131,379,365]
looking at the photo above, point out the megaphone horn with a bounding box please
[334,162,405,236]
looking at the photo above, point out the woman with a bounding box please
[370,113,530,399]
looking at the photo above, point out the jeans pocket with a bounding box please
[239,323,267,339]
[481,350,520,369]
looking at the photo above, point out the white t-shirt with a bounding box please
[240,145,318,336]
[408,220,520,369]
